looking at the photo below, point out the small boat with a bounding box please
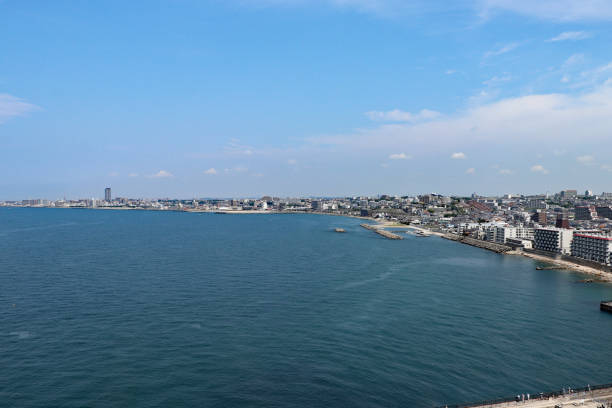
[334,228,346,233]
[415,230,432,237]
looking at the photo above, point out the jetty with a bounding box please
[360,224,403,240]
[601,301,612,313]
[442,234,512,254]
[437,383,612,408]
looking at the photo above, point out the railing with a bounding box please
[436,382,612,408]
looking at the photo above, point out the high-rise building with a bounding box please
[105,187,111,202]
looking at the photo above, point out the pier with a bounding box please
[437,383,612,408]
[360,224,403,240]
[442,234,512,254]
[601,301,612,313]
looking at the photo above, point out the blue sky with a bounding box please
[2,0,612,199]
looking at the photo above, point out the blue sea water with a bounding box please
[1,208,611,407]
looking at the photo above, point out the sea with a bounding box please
[1,207,611,407]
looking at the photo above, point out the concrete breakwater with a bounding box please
[442,234,512,254]
[360,224,403,240]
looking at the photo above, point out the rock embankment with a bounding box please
[442,234,512,254]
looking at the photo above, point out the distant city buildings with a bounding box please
[4,187,612,268]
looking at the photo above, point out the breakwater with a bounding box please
[360,223,403,240]
[437,383,612,408]
[442,234,512,254]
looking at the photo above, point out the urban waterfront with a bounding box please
[1,208,611,407]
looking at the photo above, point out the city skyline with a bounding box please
[2,1,612,199]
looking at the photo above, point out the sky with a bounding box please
[2,0,612,199]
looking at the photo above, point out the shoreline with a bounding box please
[402,225,612,283]
[5,206,612,282]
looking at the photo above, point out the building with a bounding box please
[575,205,597,221]
[532,210,547,225]
[534,227,574,255]
[571,233,612,266]
[493,226,534,244]
[311,200,323,211]
[105,187,112,202]
[526,199,547,210]
[560,189,577,198]
[596,206,612,220]
[556,214,570,229]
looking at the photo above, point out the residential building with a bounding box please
[571,233,612,266]
[105,187,111,202]
[596,206,612,220]
[534,227,574,255]
[575,205,597,221]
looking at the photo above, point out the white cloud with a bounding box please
[530,164,549,174]
[466,167,475,174]
[451,152,466,159]
[576,155,595,164]
[484,42,519,58]
[482,75,512,86]
[499,169,514,175]
[389,152,410,160]
[204,168,218,175]
[224,139,255,156]
[366,109,440,123]
[480,0,612,21]
[109,172,120,177]
[224,166,248,174]
[310,81,612,154]
[547,31,592,42]
[445,69,456,75]
[287,158,298,165]
[149,170,173,178]
[128,173,139,177]
[0,93,38,124]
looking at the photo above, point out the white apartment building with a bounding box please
[534,227,574,255]
[570,233,612,266]
[493,226,534,244]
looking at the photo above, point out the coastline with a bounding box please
[516,251,612,282]
[6,206,612,283]
[397,224,612,283]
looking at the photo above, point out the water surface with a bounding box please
[1,208,611,407]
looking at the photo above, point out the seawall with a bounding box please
[442,234,512,254]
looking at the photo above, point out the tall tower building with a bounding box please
[105,187,111,202]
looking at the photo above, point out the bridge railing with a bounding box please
[436,382,612,408]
